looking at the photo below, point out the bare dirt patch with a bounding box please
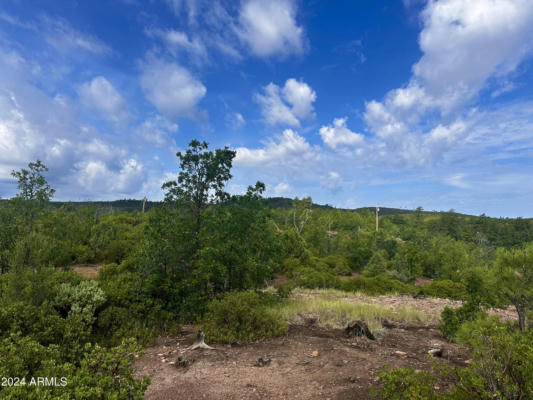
[67,264,101,278]
[135,324,469,400]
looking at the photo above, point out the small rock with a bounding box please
[255,356,271,367]
[428,348,443,357]
[311,350,319,357]
[394,351,407,356]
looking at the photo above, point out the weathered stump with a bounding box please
[345,320,375,340]
[189,330,215,350]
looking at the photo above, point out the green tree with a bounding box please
[11,160,55,203]
[162,140,236,236]
[495,243,533,331]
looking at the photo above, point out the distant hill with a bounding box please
[0,197,506,218]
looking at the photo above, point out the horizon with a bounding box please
[1,1,533,218]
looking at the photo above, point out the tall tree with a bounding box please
[162,140,236,234]
[11,160,55,202]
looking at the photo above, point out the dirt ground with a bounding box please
[135,324,468,400]
[134,293,518,400]
[67,264,101,278]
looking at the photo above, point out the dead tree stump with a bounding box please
[189,330,215,350]
[345,320,375,340]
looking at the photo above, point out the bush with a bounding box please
[0,336,149,400]
[339,275,414,296]
[54,280,106,325]
[291,267,340,289]
[420,280,467,300]
[322,255,352,276]
[438,301,484,340]
[373,364,443,400]
[453,317,533,399]
[276,282,294,299]
[201,291,288,343]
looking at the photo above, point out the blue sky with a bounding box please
[0,0,532,217]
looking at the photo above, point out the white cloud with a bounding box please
[235,129,319,169]
[236,0,306,58]
[226,112,246,129]
[140,57,206,120]
[78,76,128,123]
[321,171,343,192]
[255,79,316,126]
[76,157,144,194]
[363,0,533,165]
[41,16,111,55]
[146,28,207,63]
[0,48,148,199]
[135,115,178,149]
[445,173,469,188]
[319,117,364,150]
[271,182,292,197]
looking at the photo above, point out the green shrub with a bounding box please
[453,317,533,399]
[276,282,294,299]
[339,275,414,296]
[373,365,443,400]
[291,267,340,289]
[438,300,484,340]
[322,255,352,276]
[0,336,149,400]
[421,280,467,300]
[201,291,288,343]
[54,280,106,325]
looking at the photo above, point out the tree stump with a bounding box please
[189,330,215,350]
[345,320,375,340]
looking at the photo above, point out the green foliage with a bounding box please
[0,336,149,400]
[322,255,352,275]
[363,249,390,277]
[291,267,341,289]
[453,317,533,399]
[374,364,443,400]
[438,301,484,340]
[11,160,55,203]
[420,280,467,300]
[201,291,288,343]
[54,280,106,325]
[494,243,533,330]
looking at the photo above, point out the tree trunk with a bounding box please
[515,303,527,331]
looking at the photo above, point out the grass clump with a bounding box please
[276,292,430,333]
[201,291,288,344]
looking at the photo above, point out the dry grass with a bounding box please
[273,289,432,333]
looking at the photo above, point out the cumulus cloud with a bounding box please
[363,0,533,165]
[135,115,178,149]
[140,57,206,120]
[319,117,364,150]
[234,129,319,169]
[236,0,306,58]
[0,48,147,199]
[78,76,128,124]
[255,79,316,126]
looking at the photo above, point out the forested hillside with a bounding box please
[1,143,532,399]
